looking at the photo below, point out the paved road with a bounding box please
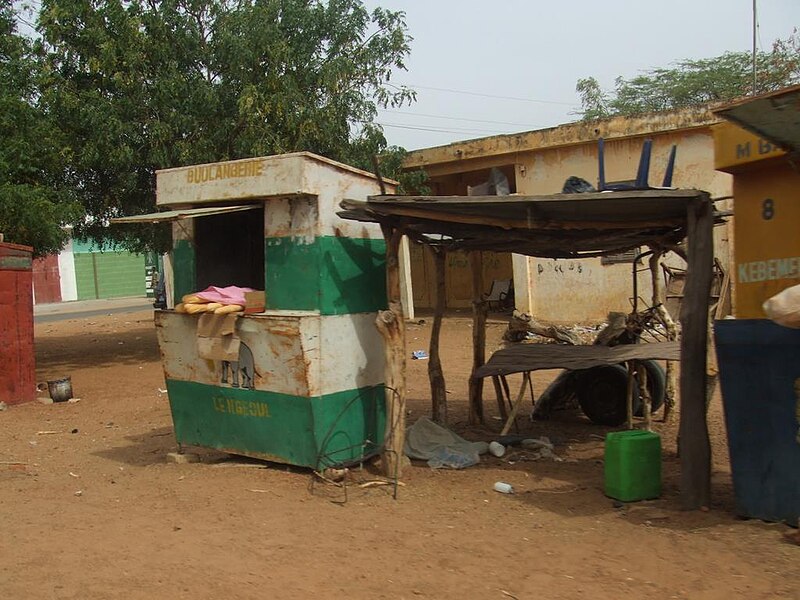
[34,297,155,323]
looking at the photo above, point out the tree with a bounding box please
[36,0,416,252]
[575,32,800,120]
[0,1,82,256]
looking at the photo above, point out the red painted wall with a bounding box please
[0,243,36,405]
[32,254,62,304]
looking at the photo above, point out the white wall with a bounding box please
[57,239,78,302]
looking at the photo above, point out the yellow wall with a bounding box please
[713,121,785,171]
[410,243,513,309]
[517,131,732,322]
[713,122,800,318]
[729,161,800,317]
[409,129,732,321]
[408,165,515,309]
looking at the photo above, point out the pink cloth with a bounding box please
[195,285,255,306]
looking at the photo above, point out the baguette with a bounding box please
[214,304,244,315]
[204,303,223,312]
[185,303,210,314]
[174,303,187,313]
[181,294,207,304]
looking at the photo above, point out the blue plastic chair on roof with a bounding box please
[597,138,677,191]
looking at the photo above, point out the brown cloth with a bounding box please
[196,313,240,361]
[474,341,681,378]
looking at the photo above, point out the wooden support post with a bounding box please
[626,361,636,430]
[501,373,531,436]
[468,251,486,425]
[649,250,678,422]
[492,376,508,421]
[377,225,407,478]
[428,247,447,424]
[500,375,512,414]
[636,362,652,431]
[679,196,714,510]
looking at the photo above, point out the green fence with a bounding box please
[74,252,146,300]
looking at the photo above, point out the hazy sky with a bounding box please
[363,0,800,150]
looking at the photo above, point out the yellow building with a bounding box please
[710,85,800,525]
[713,89,800,318]
[403,107,734,322]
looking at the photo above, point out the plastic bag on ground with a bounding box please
[520,436,562,462]
[404,417,486,469]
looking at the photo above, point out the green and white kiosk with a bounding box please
[118,153,393,469]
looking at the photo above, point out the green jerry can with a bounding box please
[604,430,662,501]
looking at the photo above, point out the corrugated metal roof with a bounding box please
[340,189,716,259]
[714,84,800,152]
[109,204,260,224]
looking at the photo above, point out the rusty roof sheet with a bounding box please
[339,189,714,259]
[110,204,260,224]
[714,84,800,153]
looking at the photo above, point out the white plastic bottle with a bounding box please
[493,481,514,494]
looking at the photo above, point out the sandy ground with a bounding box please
[1,309,798,599]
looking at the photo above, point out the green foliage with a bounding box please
[35,0,415,252]
[0,0,83,256]
[576,33,800,120]
[377,146,429,195]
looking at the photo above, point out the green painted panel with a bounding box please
[165,380,385,468]
[0,256,32,270]
[73,253,98,300]
[95,252,145,298]
[264,237,321,311]
[71,237,103,254]
[73,251,145,299]
[173,240,196,305]
[311,386,385,469]
[318,236,387,315]
[265,236,387,315]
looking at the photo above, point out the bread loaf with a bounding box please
[214,304,244,314]
[182,294,207,304]
[185,303,210,314]
[174,303,187,313]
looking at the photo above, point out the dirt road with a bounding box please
[0,310,797,599]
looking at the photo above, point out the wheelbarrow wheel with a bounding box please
[577,364,637,427]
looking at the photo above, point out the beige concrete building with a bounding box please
[402,107,733,322]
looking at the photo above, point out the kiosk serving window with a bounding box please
[109,203,266,304]
[194,206,265,291]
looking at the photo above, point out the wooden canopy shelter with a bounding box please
[339,188,718,510]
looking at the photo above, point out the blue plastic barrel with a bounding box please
[714,319,800,524]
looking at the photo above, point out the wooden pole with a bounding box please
[626,361,636,429]
[468,251,487,425]
[649,250,678,422]
[428,247,447,424]
[500,375,512,415]
[492,376,508,421]
[501,373,531,436]
[377,225,407,478]
[679,196,714,510]
[636,362,652,431]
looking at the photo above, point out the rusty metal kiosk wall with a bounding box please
[124,153,393,469]
[0,242,36,405]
